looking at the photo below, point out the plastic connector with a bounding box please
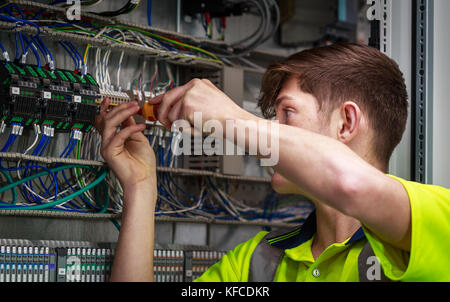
[138,102,160,122]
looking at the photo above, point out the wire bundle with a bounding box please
[0,123,313,223]
[144,128,313,223]
[91,0,140,17]
[0,1,308,225]
[153,171,314,224]
[202,0,280,58]
[0,126,113,214]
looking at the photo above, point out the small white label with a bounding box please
[58,268,66,275]
[11,87,20,95]
[74,95,81,103]
[43,91,52,99]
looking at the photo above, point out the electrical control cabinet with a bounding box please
[0,0,340,284]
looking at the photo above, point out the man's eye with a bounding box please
[284,109,293,118]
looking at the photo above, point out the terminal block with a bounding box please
[0,61,100,133]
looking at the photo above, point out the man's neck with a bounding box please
[311,203,361,260]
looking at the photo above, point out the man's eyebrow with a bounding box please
[275,95,295,106]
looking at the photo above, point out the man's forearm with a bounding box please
[110,182,157,282]
[233,115,386,214]
[232,115,411,249]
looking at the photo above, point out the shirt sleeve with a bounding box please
[194,231,268,282]
[363,176,450,281]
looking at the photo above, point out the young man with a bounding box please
[96,43,450,282]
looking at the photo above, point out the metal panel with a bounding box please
[411,0,434,184]
[431,0,450,188]
[388,0,412,180]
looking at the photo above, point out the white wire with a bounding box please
[116,51,125,90]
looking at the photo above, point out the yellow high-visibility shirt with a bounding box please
[195,176,450,282]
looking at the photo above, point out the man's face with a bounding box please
[270,76,332,194]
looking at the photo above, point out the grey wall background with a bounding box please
[432,0,450,188]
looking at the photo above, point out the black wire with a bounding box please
[92,0,139,17]
[199,0,279,58]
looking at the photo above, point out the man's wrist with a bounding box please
[122,178,157,206]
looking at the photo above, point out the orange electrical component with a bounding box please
[138,102,160,122]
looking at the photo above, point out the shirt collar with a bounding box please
[270,210,366,250]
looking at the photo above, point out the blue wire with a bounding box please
[36,36,54,63]
[59,131,75,158]
[28,36,50,66]
[18,32,25,58]
[14,32,20,60]
[57,132,99,210]
[0,3,26,18]
[0,40,6,53]
[157,146,164,166]
[206,177,241,219]
[22,35,41,67]
[59,41,78,70]
[29,135,53,201]
[0,15,41,36]
[2,163,59,204]
[0,133,15,153]
[66,42,84,73]
[147,0,152,26]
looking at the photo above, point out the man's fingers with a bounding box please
[100,97,110,114]
[201,79,217,90]
[167,99,183,125]
[147,94,164,105]
[102,102,140,146]
[157,80,201,129]
[157,87,185,129]
[104,101,138,122]
[102,124,146,159]
[95,97,111,134]
[122,116,147,142]
[122,115,137,127]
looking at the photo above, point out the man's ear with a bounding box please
[337,101,362,144]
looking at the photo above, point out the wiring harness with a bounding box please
[0,1,313,224]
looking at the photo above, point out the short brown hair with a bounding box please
[258,43,408,164]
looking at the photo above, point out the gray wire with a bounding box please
[218,0,280,58]
[231,0,267,46]
[260,0,280,44]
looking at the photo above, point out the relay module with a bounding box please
[0,60,100,133]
